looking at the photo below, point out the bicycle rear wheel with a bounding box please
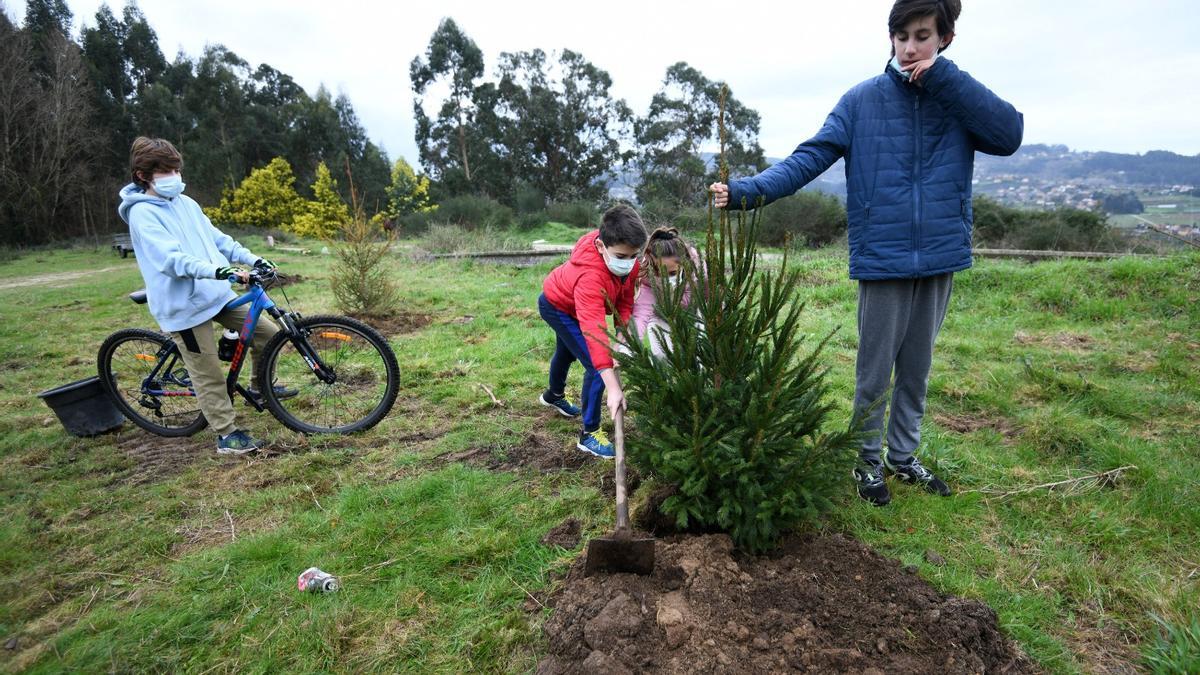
[257,315,399,434]
[98,328,207,437]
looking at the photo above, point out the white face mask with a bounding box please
[153,175,186,199]
[599,242,636,277]
[666,275,680,287]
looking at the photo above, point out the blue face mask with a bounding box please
[153,175,185,199]
[890,48,939,81]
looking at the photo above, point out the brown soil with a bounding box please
[348,311,433,337]
[933,412,1019,441]
[114,432,214,485]
[542,518,584,550]
[537,533,1035,675]
[1013,330,1094,352]
[437,430,591,473]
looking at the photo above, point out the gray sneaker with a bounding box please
[853,461,891,506]
[884,455,951,496]
[217,429,262,455]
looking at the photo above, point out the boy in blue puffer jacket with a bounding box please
[712,0,1022,506]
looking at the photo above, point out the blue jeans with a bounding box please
[538,294,604,433]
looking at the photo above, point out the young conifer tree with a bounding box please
[615,88,859,554]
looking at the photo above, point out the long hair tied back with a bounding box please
[643,226,689,278]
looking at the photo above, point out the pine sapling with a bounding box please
[614,86,859,554]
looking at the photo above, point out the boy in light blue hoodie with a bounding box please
[118,136,282,454]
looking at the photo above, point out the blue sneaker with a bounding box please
[248,384,299,403]
[539,392,581,418]
[577,429,615,459]
[217,429,262,455]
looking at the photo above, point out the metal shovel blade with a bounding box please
[584,528,656,576]
[583,412,655,576]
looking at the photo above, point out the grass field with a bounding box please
[1,235,1198,673]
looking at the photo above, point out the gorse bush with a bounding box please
[616,195,858,554]
[756,190,848,248]
[205,157,304,229]
[384,157,434,219]
[289,162,351,239]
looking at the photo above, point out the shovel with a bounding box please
[584,410,655,575]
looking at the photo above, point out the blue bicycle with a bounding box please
[98,267,400,436]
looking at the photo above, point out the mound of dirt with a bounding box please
[542,518,583,549]
[537,533,1034,674]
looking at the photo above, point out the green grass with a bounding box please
[1,237,1198,673]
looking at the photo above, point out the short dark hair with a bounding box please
[889,0,961,52]
[130,136,183,189]
[598,204,648,249]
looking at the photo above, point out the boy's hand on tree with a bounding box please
[709,183,730,208]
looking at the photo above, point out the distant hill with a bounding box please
[974,145,1200,188]
[608,146,1200,203]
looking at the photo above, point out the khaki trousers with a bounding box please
[170,305,280,437]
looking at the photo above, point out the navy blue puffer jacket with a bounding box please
[727,58,1023,280]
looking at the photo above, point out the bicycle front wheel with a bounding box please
[98,328,208,437]
[257,315,400,434]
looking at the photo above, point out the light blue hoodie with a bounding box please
[118,183,259,332]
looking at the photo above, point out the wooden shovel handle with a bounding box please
[614,409,629,531]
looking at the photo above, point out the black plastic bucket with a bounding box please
[37,376,125,437]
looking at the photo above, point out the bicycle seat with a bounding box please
[129,289,148,304]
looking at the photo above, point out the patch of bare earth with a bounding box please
[537,533,1036,674]
[437,429,590,473]
[349,311,433,337]
[541,518,583,550]
[933,411,1019,442]
[114,431,215,485]
[1013,330,1094,352]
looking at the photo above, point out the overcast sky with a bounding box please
[7,0,1200,164]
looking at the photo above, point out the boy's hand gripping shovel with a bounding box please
[584,410,655,575]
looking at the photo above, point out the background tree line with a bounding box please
[0,0,391,246]
[3,4,1139,253]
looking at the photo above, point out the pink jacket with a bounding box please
[632,245,703,339]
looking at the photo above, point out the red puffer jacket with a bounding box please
[543,230,638,370]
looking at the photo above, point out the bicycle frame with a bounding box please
[139,277,337,412]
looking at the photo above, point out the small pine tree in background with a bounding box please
[291,162,351,239]
[330,163,400,318]
[205,157,304,229]
[615,88,859,554]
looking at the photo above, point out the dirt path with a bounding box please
[0,265,128,290]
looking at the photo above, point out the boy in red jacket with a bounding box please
[537,204,648,458]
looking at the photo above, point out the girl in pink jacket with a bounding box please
[631,227,703,358]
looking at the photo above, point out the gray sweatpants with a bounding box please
[853,273,954,466]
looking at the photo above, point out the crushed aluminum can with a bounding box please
[297,567,339,592]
